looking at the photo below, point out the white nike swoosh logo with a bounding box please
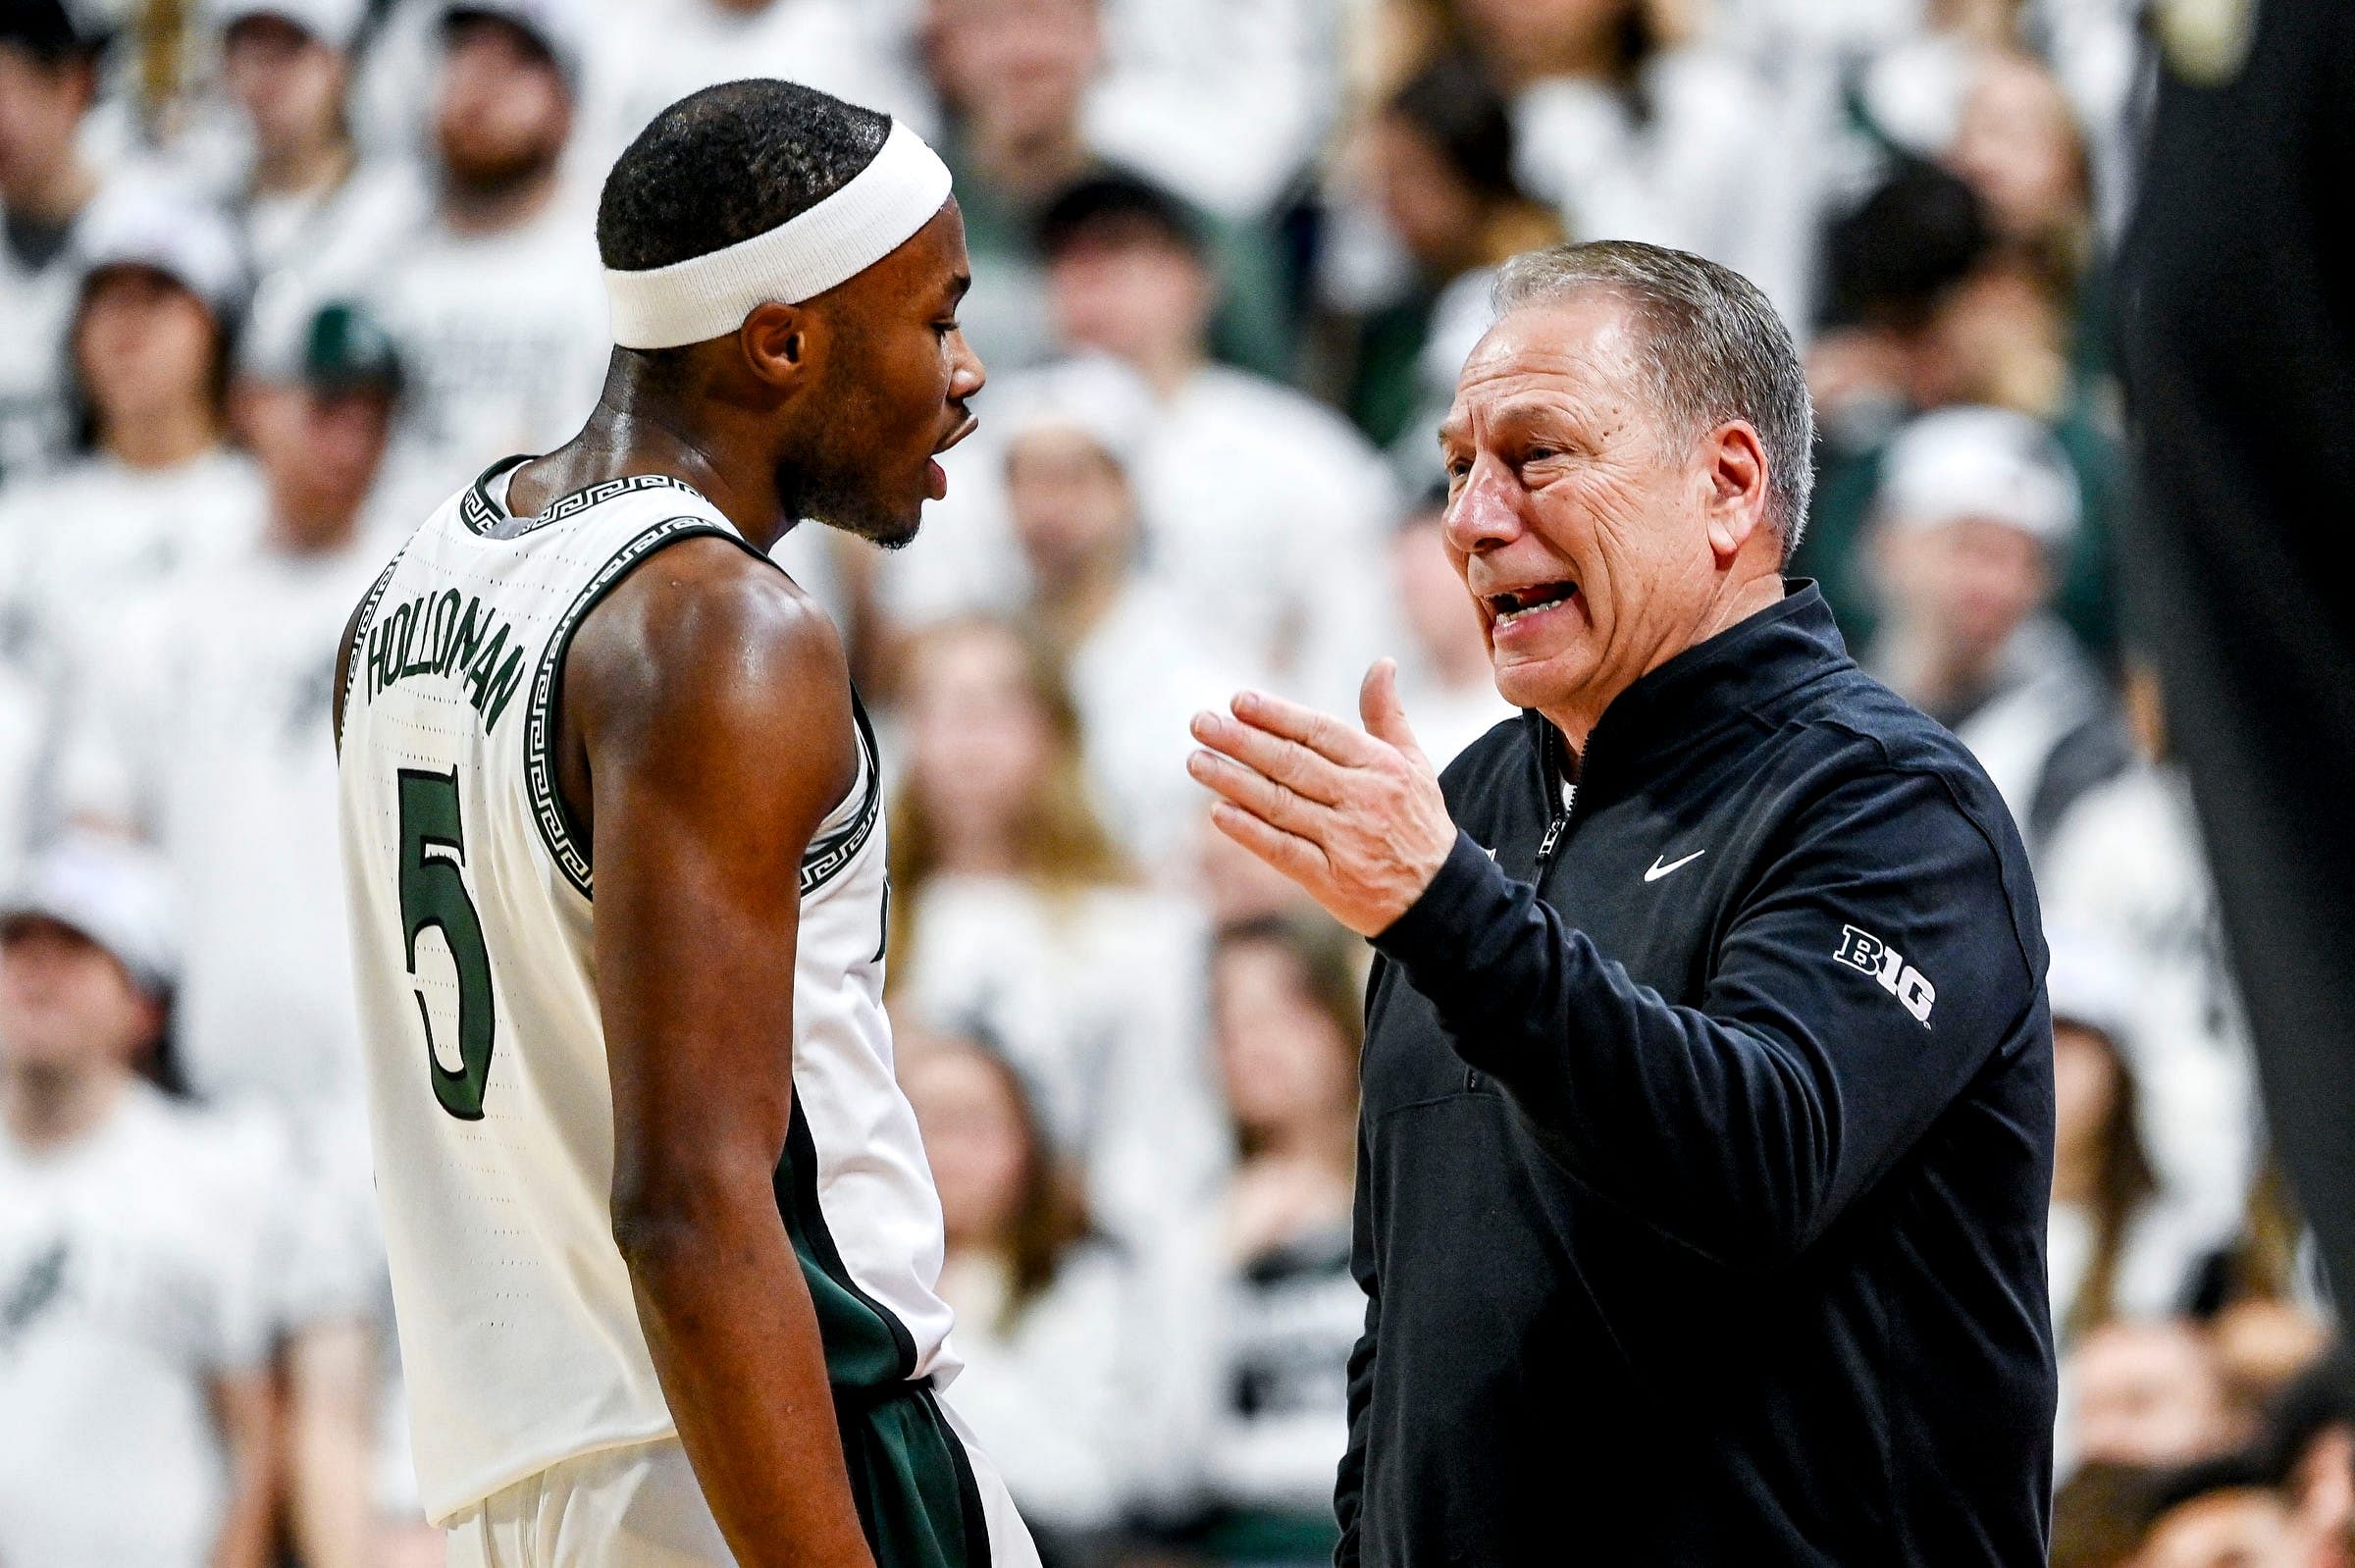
[1645,850,1706,882]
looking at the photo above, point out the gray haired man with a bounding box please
[1188,240,2057,1563]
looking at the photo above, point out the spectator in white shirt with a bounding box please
[1442,0,1813,323]
[0,0,107,482]
[0,835,283,1568]
[361,0,608,478]
[997,356,1264,876]
[0,189,262,871]
[1860,403,2129,862]
[215,0,427,289]
[1039,174,1400,713]
[904,1030,1175,1559]
[1173,915,1365,1564]
[886,616,1229,1247]
[61,300,412,1566]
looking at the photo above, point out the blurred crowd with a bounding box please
[0,0,2335,1566]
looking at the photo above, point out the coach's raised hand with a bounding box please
[1189,658,1458,937]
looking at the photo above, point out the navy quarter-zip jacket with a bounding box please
[1338,585,2056,1566]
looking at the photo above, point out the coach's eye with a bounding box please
[933,318,961,337]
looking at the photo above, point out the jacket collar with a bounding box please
[1518,580,1852,791]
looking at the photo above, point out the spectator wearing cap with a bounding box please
[1022,173,1398,717]
[1802,153,2124,658]
[0,833,288,1568]
[0,0,108,481]
[1862,403,2132,862]
[356,0,607,475]
[216,0,427,287]
[0,188,262,872]
[57,294,417,1568]
[996,354,1264,875]
[62,295,397,1121]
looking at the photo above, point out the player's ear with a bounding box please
[738,301,811,393]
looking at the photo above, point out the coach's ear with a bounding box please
[738,300,812,395]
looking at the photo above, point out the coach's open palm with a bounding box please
[1189,658,1458,937]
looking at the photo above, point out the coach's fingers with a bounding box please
[1228,689,1384,767]
[1209,800,1332,887]
[1359,658,1431,773]
[1189,709,1349,806]
[1186,748,1331,835]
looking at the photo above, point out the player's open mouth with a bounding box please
[1488,582,1578,626]
[934,415,979,457]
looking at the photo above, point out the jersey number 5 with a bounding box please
[398,768,497,1120]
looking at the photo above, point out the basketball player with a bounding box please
[333,81,1033,1567]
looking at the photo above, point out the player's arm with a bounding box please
[563,538,874,1568]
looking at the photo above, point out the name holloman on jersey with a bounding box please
[337,457,958,1524]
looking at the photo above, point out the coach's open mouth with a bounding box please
[1488,582,1578,625]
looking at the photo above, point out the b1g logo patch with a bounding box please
[1836,924,1936,1025]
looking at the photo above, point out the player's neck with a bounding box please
[1,1061,129,1153]
[525,382,793,552]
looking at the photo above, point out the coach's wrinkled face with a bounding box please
[1439,293,1748,733]
[786,201,986,548]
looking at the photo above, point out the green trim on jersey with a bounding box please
[337,549,408,749]
[523,518,768,898]
[804,696,883,898]
[461,455,708,540]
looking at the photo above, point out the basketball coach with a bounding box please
[1188,240,2056,1565]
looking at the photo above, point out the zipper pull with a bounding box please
[1537,812,1569,865]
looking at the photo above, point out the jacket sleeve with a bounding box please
[1371,766,2042,1270]
[1332,1056,1382,1566]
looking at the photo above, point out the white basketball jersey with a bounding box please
[338,459,958,1524]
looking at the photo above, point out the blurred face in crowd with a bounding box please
[902,1040,1034,1249]
[435,19,571,193]
[246,383,395,539]
[1947,51,2087,245]
[0,918,161,1082]
[2131,1489,2303,1568]
[223,16,348,161]
[927,0,1099,137]
[2071,1321,2236,1469]
[1392,509,1492,682]
[1456,0,1632,85]
[0,43,91,207]
[904,622,1059,859]
[2052,1019,2123,1176]
[1876,515,2049,680]
[1439,293,1778,736]
[1364,112,1483,273]
[1047,223,1214,377]
[1007,425,1135,591]
[75,267,222,443]
[1212,937,1358,1141]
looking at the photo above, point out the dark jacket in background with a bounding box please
[1337,586,2056,1565]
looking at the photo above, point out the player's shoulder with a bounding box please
[569,529,848,726]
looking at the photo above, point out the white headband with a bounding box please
[604,120,954,350]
